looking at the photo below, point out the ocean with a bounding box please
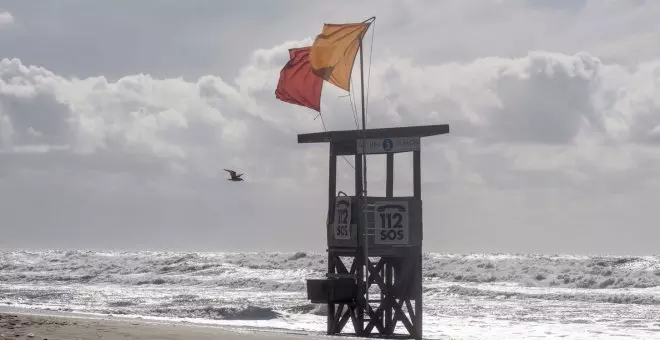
[1,250,659,339]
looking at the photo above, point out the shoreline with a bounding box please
[0,309,331,340]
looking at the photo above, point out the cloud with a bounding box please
[0,10,13,27]
[3,48,657,180]
[3,0,660,81]
[1,33,660,253]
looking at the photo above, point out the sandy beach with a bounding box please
[0,313,320,340]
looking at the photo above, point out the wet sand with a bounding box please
[0,313,319,340]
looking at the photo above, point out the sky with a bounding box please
[0,0,659,255]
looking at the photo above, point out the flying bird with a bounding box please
[224,169,244,181]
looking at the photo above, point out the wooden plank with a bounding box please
[332,303,343,333]
[354,153,363,197]
[357,137,420,154]
[327,254,335,334]
[338,307,352,333]
[298,124,449,144]
[333,141,356,155]
[386,153,394,197]
[328,143,337,226]
[335,257,349,274]
[413,150,421,199]
[385,261,394,333]
[415,253,423,340]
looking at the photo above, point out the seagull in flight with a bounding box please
[224,169,244,182]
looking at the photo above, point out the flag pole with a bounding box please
[358,21,370,325]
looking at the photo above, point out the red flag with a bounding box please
[275,46,323,112]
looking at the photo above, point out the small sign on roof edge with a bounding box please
[356,137,420,154]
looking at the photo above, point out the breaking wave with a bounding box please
[422,253,660,290]
[2,251,659,290]
[1,250,659,325]
[442,285,660,305]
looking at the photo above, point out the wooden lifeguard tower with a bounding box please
[272,15,450,339]
[300,123,449,339]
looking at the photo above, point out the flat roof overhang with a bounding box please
[297,124,449,144]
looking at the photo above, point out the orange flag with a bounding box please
[310,22,371,92]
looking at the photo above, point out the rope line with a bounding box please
[365,19,376,117]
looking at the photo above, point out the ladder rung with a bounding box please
[326,273,357,279]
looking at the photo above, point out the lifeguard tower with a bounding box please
[299,123,449,340]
